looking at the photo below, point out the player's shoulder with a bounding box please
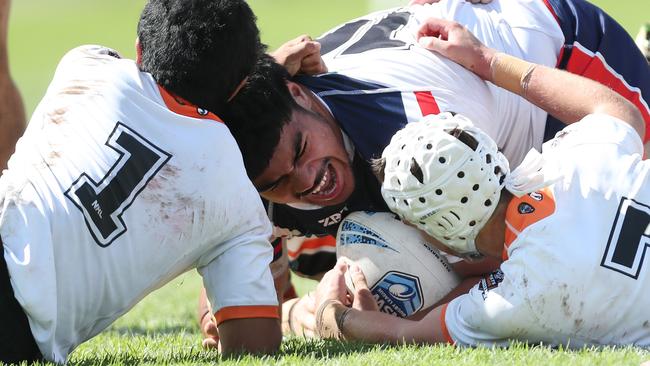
[58,45,123,69]
[49,45,134,96]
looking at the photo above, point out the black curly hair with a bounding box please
[222,54,300,181]
[137,0,263,116]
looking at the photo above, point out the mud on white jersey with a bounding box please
[0,46,278,362]
[444,114,650,347]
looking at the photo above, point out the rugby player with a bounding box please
[312,17,650,347]
[196,0,650,341]
[0,0,282,363]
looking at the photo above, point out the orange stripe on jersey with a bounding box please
[214,305,279,324]
[157,85,223,123]
[503,188,556,260]
[439,303,454,344]
[287,235,336,258]
[414,91,440,117]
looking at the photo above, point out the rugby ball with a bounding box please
[336,211,460,318]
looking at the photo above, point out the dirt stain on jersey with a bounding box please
[161,164,180,178]
[47,108,68,124]
[574,318,584,331]
[141,164,207,236]
[59,85,91,95]
[47,151,61,161]
[644,320,649,328]
[560,283,571,317]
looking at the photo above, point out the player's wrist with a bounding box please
[315,299,352,339]
[489,52,536,96]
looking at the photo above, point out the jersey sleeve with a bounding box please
[443,267,536,346]
[198,230,279,324]
[543,113,644,156]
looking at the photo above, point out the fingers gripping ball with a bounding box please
[336,211,460,318]
[380,112,509,258]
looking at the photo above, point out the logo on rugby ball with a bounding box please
[371,271,423,317]
[338,220,399,253]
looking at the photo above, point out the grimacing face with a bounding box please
[253,107,355,207]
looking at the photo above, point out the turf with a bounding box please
[5,0,650,365]
[21,272,650,366]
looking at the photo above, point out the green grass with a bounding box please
[5,0,650,365]
[16,272,650,366]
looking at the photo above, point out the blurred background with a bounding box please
[9,0,648,117]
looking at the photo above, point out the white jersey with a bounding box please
[444,114,650,347]
[318,0,564,167]
[0,46,278,362]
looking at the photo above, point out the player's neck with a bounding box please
[475,196,510,259]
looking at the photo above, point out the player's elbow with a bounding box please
[218,317,282,357]
[622,103,646,141]
[220,334,281,357]
[595,97,646,140]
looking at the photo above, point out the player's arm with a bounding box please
[199,267,290,348]
[198,229,281,355]
[217,318,281,356]
[417,18,645,138]
[313,259,449,344]
[200,234,319,343]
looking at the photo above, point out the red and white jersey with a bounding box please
[443,114,650,347]
[318,0,564,168]
[0,46,278,362]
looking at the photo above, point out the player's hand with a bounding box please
[271,35,328,76]
[417,18,496,81]
[201,314,220,349]
[284,293,318,337]
[314,259,352,308]
[347,263,379,312]
[408,0,492,4]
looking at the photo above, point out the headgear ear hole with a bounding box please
[410,158,424,184]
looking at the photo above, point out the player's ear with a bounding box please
[135,37,143,66]
[287,81,311,110]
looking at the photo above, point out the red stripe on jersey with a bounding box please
[157,85,224,123]
[440,303,454,344]
[540,0,564,67]
[273,238,283,255]
[564,44,650,142]
[287,235,336,258]
[214,305,279,324]
[503,188,556,260]
[542,0,561,25]
[415,91,440,116]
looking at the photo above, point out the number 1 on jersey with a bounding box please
[65,122,172,247]
[601,197,650,279]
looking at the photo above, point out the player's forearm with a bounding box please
[316,300,446,344]
[417,18,645,138]
[489,52,645,138]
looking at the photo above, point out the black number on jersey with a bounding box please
[65,122,172,247]
[601,197,650,279]
[319,11,412,57]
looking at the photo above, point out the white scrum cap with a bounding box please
[380,113,509,259]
